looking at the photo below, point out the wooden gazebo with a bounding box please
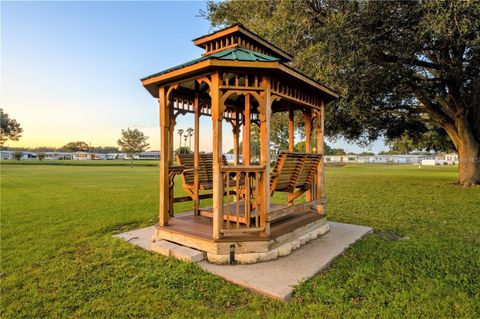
[141,25,338,263]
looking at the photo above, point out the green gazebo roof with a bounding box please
[141,48,280,81]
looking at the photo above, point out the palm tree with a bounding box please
[177,129,184,152]
[186,127,194,151]
[184,134,188,153]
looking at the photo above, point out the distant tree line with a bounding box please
[3,144,121,153]
[1,108,23,146]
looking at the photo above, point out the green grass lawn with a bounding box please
[1,164,479,318]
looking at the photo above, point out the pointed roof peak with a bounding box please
[193,24,292,62]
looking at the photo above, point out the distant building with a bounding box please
[421,159,437,166]
[421,153,458,166]
[44,152,72,160]
[324,155,359,163]
[0,151,37,160]
[435,153,459,165]
[72,152,93,160]
[93,153,118,160]
[1,150,14,160]
[117,153,128,160]
[135,151,160,160]
[368,154,433,164]
[368,156,389,164]
[444,153,459,165]
[391,154,433,164]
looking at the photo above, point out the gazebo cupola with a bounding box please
[193,24,292,61]
[141,24,338,263]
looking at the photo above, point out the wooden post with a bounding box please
[193,82,200,216]
[242,94,251,165]
[211,73,224,240]
[159,86,170,226]
[168,119,175,218]
[304,110,312,153]
[259,77,272,237]
[316,101,325,215]
[233,112,240,165]
[304,109,312,202]
[288,108,294,152]
[167,100,176,217]
[169,118,175,163]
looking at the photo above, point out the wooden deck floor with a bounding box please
[158,206,325,243]
[198,201,287,224]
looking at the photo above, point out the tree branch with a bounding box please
[413,89,461,147]
[381,53,443,70]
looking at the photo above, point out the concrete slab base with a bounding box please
[114,221,372,301]
[113,226,155,250]
[205,223,330,264]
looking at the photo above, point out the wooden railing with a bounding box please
[220,165,265,234]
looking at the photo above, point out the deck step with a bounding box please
[151,240,205,263]
[171,246,205,262]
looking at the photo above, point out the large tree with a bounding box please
[205,0,480,186]
[117,128,150,166]
[0,108,23,146]
[62,141,89,152]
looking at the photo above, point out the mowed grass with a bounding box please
[1,164,479,318]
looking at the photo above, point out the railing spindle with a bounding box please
[225,173,231,229]
[245,173,251,226]
[235,172,240,228]
[219,165,266,235]
[255,172,260,228]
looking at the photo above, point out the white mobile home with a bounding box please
[324,155,359,163]
[45,152,73,160]
[72,152,93,160]
[1,151,37,160]
[135,151,160,160]
[1,150,14,160]
[436,153,459,165]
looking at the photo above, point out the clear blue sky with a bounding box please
[1,1,387,153]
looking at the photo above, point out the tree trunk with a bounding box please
[445,120,480,186]
[457,138,480,186]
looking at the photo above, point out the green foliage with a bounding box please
[269,113,290,152]
[186,127,194,150]
[205,0,480,183]
[13,151,22,161]
[176,146,191,155]
[328,148,347,155]
[386,128,455,154]
[239,124,260,159]
[269,111,305,153]
[62,141,89,152]
[359,151,375,156]
[1,164,479,317]
[296,141,340,154]
[177,129,184,149]
[0,108,23,146]
[89,146,120,154]
[117,128,150,162]
[295,140,306,152]
[37,153,45,161]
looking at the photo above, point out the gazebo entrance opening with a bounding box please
[141,25,338,261]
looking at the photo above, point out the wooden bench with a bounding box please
[270,152,323,204]
[176,153,232,216]
[177,152,323,224]
[176,153,229,193]
[246,152,324,223]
